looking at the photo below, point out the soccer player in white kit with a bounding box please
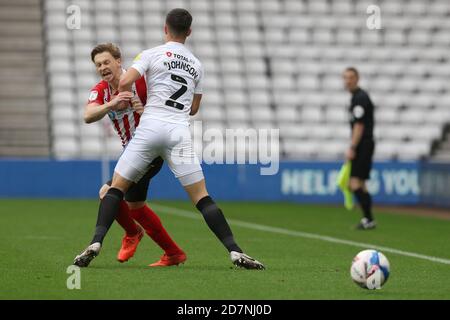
[74,8,264,270]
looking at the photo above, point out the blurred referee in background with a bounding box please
[343,67,376,230]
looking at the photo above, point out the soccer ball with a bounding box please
[350,249,390,290]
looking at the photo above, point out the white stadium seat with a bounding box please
[320,140,347,158]
[275,107,298,122]
[397,142,431,160]
[53,122,78,137]
[331,1,353,14]
[249,106,273,122]
[308,0,329,14]
[283,139,320,159]
[226,107,250,122]
[375,109,399,124]
[200,106,224,122]
[223,91,245,107]
[236,0,257,12]
[299,107,323,123]
[374,142,399,160]
[325,107,348,123]
[53,138,80,159]
[43,0,449,160]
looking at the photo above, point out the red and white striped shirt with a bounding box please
[88,74,147,147]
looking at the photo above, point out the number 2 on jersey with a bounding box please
[165,74,187,110]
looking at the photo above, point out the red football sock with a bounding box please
[130,205,183,256]
[115,200,140,236]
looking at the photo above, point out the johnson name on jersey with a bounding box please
[131,41,203,125]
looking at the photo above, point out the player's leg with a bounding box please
[349,177,372,221]
[125,158,186,266]
[129,199,187,267]
[92,173,134,244]
[115,199,145,263]
[100,182,140,238]
[166,125,264,269]
[74,126,158,267]
[350,178,375,229]
[100,181,143,262]
[351,140,376,230]
[183,178,240,252]
[182,178,240,252]
[73,173,134,267]
[182,178,264,270]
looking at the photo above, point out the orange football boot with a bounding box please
[149,251,187,267]
[117,227,144,262]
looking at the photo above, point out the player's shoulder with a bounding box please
[145,43,172,56]
[182,47,202,74]
[356,87,370,99]
[89,80,108,101]
[190,52,202,69]
[134,46,163,62]
[352,87,370,104]
[181,44,201,64]
[91,79,108,91]
[87,80,107,103]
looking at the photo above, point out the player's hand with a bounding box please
[346,147,356,161]
[130,96,145,115]
[109,91,133,111]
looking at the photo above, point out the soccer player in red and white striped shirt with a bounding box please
[80,43,186,267]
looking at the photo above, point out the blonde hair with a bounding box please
[90,43,121,62]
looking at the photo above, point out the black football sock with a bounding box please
[354,188,374,222]
[196,196,242,253]
[91,188,124,245]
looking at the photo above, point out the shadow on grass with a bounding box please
[85,263,270,273]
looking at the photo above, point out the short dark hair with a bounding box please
[90,43,121,63]
[166,8,192,37]
[345,67,359,77]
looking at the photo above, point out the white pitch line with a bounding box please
[151,204,450,266]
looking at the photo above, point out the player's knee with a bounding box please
[111,173,133,193]
[349,179,363,192]
[184,179,208,205]
[99,184,110,200]
[127,201,145,210]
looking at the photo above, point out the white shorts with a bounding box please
[115,118,204,186]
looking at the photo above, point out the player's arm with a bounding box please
[119,51,151,93]
[190,94,202,116]
[346,98,368,160]
[350,122,364,149]
[118,68,141,93]
[130,96,145,115]
[190,65,204,116]
[84,92,133,123]
[346,122,365,161]
[84,102,112,123]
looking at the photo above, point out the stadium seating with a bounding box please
[0,0,50,157]
[43,0,450,160]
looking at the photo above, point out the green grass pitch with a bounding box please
[1,199,449,299]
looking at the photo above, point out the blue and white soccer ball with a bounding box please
[350,249,390,290]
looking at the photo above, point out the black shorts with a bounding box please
[351,140,375,180]
[106,156,164,202]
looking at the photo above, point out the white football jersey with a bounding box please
[131,41,203,126]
